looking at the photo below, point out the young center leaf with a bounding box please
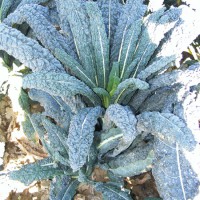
[111,78,149,104]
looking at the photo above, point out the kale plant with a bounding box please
[0,0,200,199]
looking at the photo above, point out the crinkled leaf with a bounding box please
[95,182,132,200]
[30,114,69,165]
[61,95,85,114]
[130,64,200,111]
[58,179,80,200]
[108,139,154,169]
[136,55,175,80]
[4,4,76,58]
[0,23,63,72]
[9,158,64,185]
[137,86,177,113]
[50,176,79,200]
[137,112,197,151]
[97,0,122,47]
[130,7,181,76]
[17,0,49,8]
[149,63,200,90]
[138,6,200,80]
[49,175,71,200]
[152,139,199,200]
[86,143,98,176]
[123,6,164,79]
[111,78,149,104]
[111,0,147,62]
[86,2,109,88]
[29,89,72,129]
[29,113,54,156]
[109,150,154,177]
[56,0,96,78]
[97,128,123,156]
[22,72,101,105]
[104,104,137,156]
[55,0,76,53]
[67,106,104,171]
[119,19,142,78]
[0,0,13,20]
[42,118,68,157]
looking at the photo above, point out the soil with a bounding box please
[0,96,50,200]
[0,96,160,200]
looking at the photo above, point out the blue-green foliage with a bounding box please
[1,0,199,105]
[104,104,137,156]
[1,0,200,199]
[49,175,72,200]
[86,2,110,88]
[0,23,64,72]
[22,72,101,105]
[29,89,72,129]
[4,4,77,58]
[97,0,122,47]
[49,175,76,200]
[95,182,132,200]
[10,158,64,185]
[67,106,104,171]
[0,0,13,21]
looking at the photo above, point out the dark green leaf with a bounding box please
[104,104,137,156]
[49,175,71,200]
[67,106,104,171]
[9,158,64,185]
[97,128,122,156]
[95,182,132,200]
[18,89,30,113]
[60,179,80,200]
[55,48,96,88]
[22,113,37,142]
[86,2,109,88]
[22,72,101,106]
[109,150,154,177]
[111,78,149,104]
